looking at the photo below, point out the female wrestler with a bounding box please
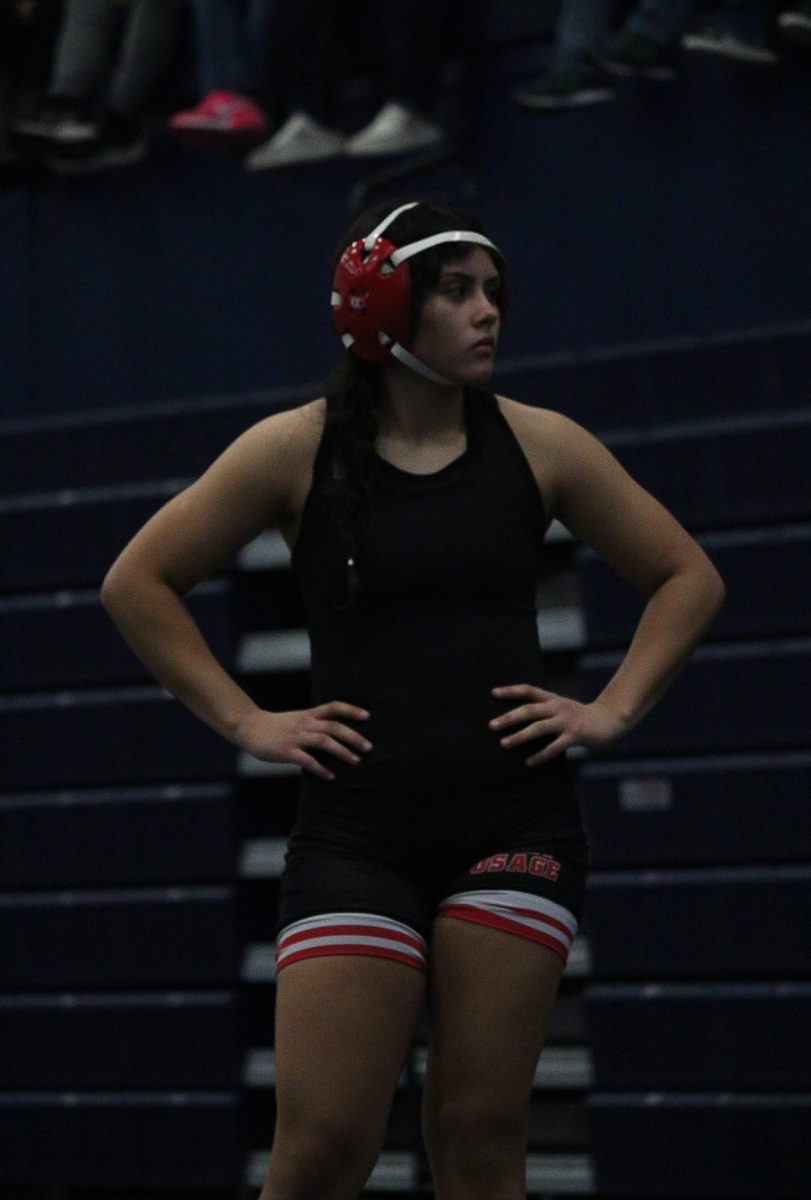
[101,199,724,1200]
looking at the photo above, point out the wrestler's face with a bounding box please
[410,247,502,386]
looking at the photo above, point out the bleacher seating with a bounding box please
[3,7,811,1191]
[4,324,809,1199]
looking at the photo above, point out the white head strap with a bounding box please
[359,201,502,386]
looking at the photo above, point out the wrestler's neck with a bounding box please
[378,362,465,448]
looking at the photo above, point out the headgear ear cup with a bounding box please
[331,201,505,385]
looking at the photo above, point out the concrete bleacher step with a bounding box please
[577,638,811,755]
[588,1093,811,1199]
[0,783,237,888]
[3,326,809,492]
[241,1045,593,1092]
[243,1149,595,1195]
[586,982,811,1090]
[0,1091,242,1190]
[0,684,235,789]
[0,885,240,988]
[497,324,811,433]
[577,521,811,647]
[5,409,809,597]
[0,991,240,1090]
[585,864,811,978]
[0,579,233,690]
[578,750,811,868]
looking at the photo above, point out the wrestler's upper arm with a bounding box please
[526,407,707,596]
[102,401,320,596]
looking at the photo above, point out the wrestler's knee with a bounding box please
[422,1092,526,1195]
[262,1111,380,1200]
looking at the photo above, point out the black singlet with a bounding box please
[290,386,572,804]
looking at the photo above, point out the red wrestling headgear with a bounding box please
[331,201,504,385]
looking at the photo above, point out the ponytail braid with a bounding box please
[323,355,384,606]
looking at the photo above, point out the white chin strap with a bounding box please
[357,201,502,386]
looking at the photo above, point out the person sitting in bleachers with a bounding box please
[343,0,445,158]
[1,1,64,123]
[167,0,271,144]
[11,0,182,171]
[244,0,344,170]
[513,0,695,111]
[683,1,811,62]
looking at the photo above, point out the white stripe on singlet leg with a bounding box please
[276,912,428,973]
[437,889,578,963]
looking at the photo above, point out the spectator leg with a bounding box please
[193,0,258,96]
[48,0,123,107]
[377,0,444,114]
[554,0,617,68]
[626,0,696,45]
[106,0,182,118]
[281,0,340,122]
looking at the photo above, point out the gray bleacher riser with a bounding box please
[588,1094,811,1198]
[576,524,811,648]
[0,689,234,789]
[4,332,809,494]
[0,1095,242,1190]
[0,581,234,691]
[577,756,811,867]
[0,394,294,495]
[604,413,811,528]
[497,332,811,432]
[0,992,240,1089]
[585,983,811,1090]
[0,786,237,888]
[0,887,240,988]
[576,642,811,754]
[6,414,810,598]
[584,865,811,977]
[1,491,188,592]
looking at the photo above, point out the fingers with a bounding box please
[296,702,374,779]
[290,748,337,782]
[525,734,570,767]
[315,701,370,722]
[317,718,373,755]
[492,684,555,701]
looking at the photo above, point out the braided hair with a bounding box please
[324,199,505,606]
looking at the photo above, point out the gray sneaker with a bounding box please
[245,111,344,170]
[512,67,615,110]
[778,8,811,48]
[682,15,778,65]
[344,102,444,157]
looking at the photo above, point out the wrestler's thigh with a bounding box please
[421,918,564,1138]
[272,955,426,1157]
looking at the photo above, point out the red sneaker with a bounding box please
[168,90,267,138]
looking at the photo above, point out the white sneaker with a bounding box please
[245,111,344,170]
[778,10,811,48]
[344,102,444,158]
[682,27,778,64]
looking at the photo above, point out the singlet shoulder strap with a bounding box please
[471,388,548,528]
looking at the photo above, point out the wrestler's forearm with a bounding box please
[100,572,260,746]
[593,560,725,732]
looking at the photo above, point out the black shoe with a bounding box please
[11,95,98,144]
[595,32,679,79]
[512,66,616,111]
[44,111,147,173]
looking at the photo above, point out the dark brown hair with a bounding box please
[324,199,505,605]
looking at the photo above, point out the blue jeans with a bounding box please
[192,0,274,96]
[555,0,695,69]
